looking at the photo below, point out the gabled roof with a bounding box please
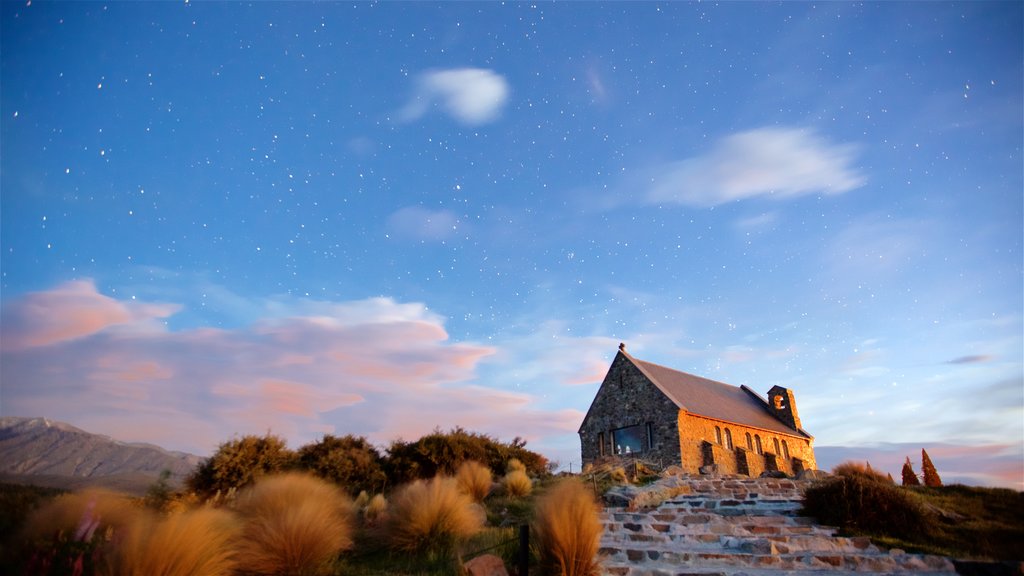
[624,351,812,439]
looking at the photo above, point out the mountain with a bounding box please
[0,417,202,493]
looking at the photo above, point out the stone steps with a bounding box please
[597,476,958,576]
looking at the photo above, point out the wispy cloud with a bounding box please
[0,281,590,455]
[387,206,461,241]
[946,354,995,365]
[645,127,865,207]
[399,68,509,125]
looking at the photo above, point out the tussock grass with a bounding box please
[363,494,387,523]
[456,461,492,503]
[502,470,532,498]
[386,476,484,555]
[506,459,526,474]
[802,474,932,539]
[105,507,240,576]
[22,488,139,542]
[234,473,355,576]
[832,460,892,484]
[533,478,603,576]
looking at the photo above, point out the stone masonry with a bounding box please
[598,475,958,576]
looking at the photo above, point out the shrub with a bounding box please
[233,473,355,576]
[902,457,921,486]
[385,428,548,484]
[296,434,387,496]
[386,476,484,556]
[533,479,603,576]
[456,461,493,502]
[105,507,240,576]
[921,449,942,487]
[363,494,388,523]
[506,458,526,473]
[22,488,139,543]
[187,434,296,498]
[503,470,532,498]
[802,474,934,537]
[832,460,891,484]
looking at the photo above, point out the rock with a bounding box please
[699,464,720,476]
[759,470,788,479]
[797,469,831,481]
[661,465,686,477]
[464,554,508,576]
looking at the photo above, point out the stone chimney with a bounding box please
[766,385,802,430]
[618,342,626,352]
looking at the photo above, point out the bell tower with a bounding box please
[766,385,802,430]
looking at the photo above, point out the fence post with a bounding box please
[518,524,529,575]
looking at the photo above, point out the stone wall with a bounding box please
[579,352,682,467]
[682,413,816,476]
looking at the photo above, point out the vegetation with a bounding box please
[385,427,548,484]
[832,460,892,484]
[455,460,493,503]
[187,434,296,497]
[901,457,921,486]
[234,473,355,576]
[533,478,603,576]
[921,449,942,487]
[106,507,241,576]
[502,469,533,498]
[297,434,388,497]
[802,460,1024,561]
[385,476,485,558]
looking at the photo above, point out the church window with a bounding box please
[646,422,654,450]
[598,432,606,457]
[714,426,722,445]
[724,428,733,450]
[745,432,753,451]
[773,438,781,455]
[755,435,763,455]
[612,424,646,455]
[782,440,790,460]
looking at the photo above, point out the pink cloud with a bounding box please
[0,279,178,351]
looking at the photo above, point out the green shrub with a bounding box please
[104,507,240,576]
[503,470,532,498]
[386,476,484,556]
[385,428,548,484]
[233,473,355,576]
[187,434,296,498]
[296,434,387,496]
[456,461,493,503]
[533,479,603,576]
[802,474,934,537]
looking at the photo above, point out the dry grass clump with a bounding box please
[832,460,892,484]
[104,507,241,576]
[533,479,603,576]
[456,461,493,502]
[386,476,485,555]
[802,473,933,538]
[363,493,388,523]
[506,458,526,473]
[22,488,139,542]
[233,473,355,576]
[502,470,532,498]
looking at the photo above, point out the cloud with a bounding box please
[645,127,865,207]
[387,206,461,241]
[399,68,509,125]
[946,354,995,365]
[0,279,179,351]
[3,281,590,455]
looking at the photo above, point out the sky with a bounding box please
[1,2,1021,488]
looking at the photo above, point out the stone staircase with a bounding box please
[598,476,959,576]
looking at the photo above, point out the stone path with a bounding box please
[598,476,959,576]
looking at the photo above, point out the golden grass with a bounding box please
[22,488,139,542]
[533,479,603,576]
[386,476,485,555]
[455,461,493,502]
[506,458,526,473]
[104,507,241,576]
[502,469,532,498]
[832,460,892,484]
[233,473,355,576]
[363,493,388,523]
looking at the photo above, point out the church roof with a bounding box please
[625,351,811,438]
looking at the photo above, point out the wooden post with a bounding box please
[518,524,529,575]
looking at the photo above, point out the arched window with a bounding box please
[755,435,763,455]
[745,432,753,451]
[714,426,723,445]
[724,428,733,450]
[598,432,606,457]
[782,440,790,460]
[773,438,781,456]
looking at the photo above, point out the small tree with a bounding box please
[901,457,921,486]
[187,434,296,497]
[297,434,388,496]
[921,449,942,487]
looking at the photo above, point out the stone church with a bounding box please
[579,344,817,476]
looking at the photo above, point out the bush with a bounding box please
[386,476,484,556]
[385,428,548,484]
[22,488,139,543]
[802,474,934,537]
[456,461,493,503]
[105,507,240,576]
[363,494,388,523]
[503,470,532,498]
[233,473,355,576]
[187,434,296,498]
[533,479,603,576]
[506,458,526,474]
[832,460,892,484]
[296,434,388,496]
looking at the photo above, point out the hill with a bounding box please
[0,417,201,494]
